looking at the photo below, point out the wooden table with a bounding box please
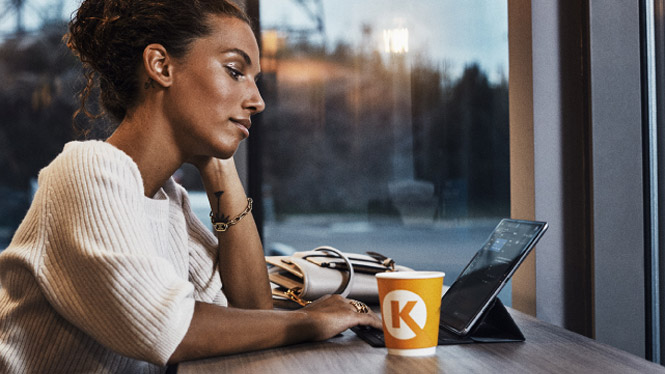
[177,309,665,373]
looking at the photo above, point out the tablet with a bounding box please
[440,218,548,336]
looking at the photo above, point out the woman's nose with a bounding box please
[245,82,266,115]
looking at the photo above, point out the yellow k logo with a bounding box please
[391,300,423,334]
[382,290,428,339]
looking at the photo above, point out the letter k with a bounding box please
[391,300,425,335]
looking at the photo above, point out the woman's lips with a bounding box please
[231,118,251,137]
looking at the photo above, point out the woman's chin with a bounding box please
[212,146,239,160]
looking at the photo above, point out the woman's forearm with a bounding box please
[197,157,271,309]
[168,296,382,364]
[168,302,309,363]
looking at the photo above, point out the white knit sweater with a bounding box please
[0,141,227,373]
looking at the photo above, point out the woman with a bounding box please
[0,0,381,372]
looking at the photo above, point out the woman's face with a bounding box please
[165,15,265,160]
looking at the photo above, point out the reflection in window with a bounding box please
[259,0,510,297]
[0,0,511,303]
[0,3,83,249]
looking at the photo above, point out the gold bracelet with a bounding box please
[210,197,253,232]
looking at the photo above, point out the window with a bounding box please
[0,0,511,303]
[257,0,511,297]
[0,2,82,249]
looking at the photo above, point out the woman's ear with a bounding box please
[142,43,173,88]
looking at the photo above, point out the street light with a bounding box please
[383,27,409,54]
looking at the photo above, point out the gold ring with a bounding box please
[350,300,369,314]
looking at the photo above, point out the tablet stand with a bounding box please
[352,297,526,347]
[439,297,525,345]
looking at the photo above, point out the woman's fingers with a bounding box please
[302,294,383,339]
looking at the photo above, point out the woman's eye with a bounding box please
[226,66,244,80]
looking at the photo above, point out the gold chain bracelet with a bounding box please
[210,197,253,232]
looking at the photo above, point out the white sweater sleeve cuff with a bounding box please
[156,297,196,365]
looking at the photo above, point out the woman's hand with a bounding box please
[302,294,383,341]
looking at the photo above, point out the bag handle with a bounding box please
[312,246,355,298]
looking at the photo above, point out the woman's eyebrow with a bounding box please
[222,48,252,66]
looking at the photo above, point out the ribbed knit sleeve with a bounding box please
[36,142,195,366]
[176,183,226,305]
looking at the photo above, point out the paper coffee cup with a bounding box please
[376,271,445,356]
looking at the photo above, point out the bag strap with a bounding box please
[312,246,355,298]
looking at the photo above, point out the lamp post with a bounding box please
[383,25,437,225]
[383,26,413,181]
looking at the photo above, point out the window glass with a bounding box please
[0,0,511,303]
[258,0,510,299]
[0,2,83,249]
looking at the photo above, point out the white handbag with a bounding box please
[266,246,412,308]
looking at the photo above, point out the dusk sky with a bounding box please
[1,0,508,82]
[261,0,509,83]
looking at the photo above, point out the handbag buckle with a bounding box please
[285,288,312,307]
[366,251,396,271]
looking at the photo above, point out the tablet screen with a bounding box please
[440,219,547,335]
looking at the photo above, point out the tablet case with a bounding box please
[439,297,525,345]
[352,296,524,347]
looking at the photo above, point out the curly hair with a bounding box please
[65,0,251,124]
